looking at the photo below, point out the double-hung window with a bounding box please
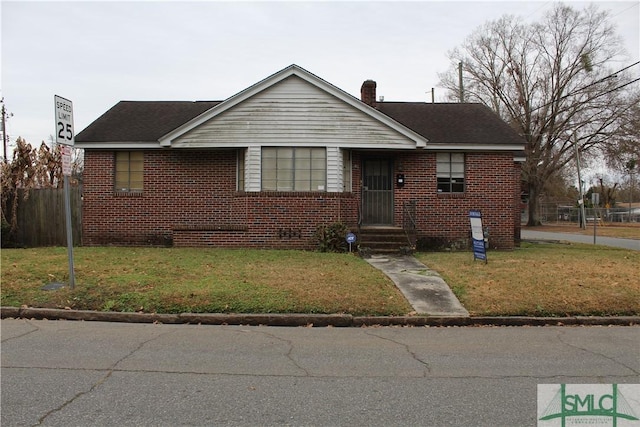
[261,147,326,191]
[436,152,465,193]
[115,151,143,192]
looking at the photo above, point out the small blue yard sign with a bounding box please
[469,210,487,263]
[346,232,356,252]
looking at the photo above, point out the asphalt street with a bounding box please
[2,319,639,427]
[521,229,640,250]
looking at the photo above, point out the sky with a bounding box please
[1,0,639,157]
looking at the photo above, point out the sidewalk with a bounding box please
[364,254,469,317]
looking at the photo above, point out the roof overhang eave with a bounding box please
[162,140,426,150]
[425,143,526,152]
[74,141,162,150]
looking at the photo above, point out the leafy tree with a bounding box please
[438,3,640,225]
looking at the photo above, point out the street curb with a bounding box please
[2,307,638,327]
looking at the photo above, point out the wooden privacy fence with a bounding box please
[13,187,82,247]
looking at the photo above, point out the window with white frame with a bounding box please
[261,147,326,191]
[115,151,143,192]
[436,152,465,193]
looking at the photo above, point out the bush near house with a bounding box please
[313,222,350,253]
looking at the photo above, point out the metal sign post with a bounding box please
[55,95,75,289]
[592,192,599,245]
[346,232,356,253]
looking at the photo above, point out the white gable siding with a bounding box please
[171,76,416,149]
[326,146,341,192]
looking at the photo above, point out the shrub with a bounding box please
[314,222,349,253]
[416,236,470,252]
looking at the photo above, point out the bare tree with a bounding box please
[35,142,63,188]
[603,102,640,173]
[439,3,639,225]
[1,138,38,238]
[1,138,65,244]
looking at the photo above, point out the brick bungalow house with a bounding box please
[75,64,526,251]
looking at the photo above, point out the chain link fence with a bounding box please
[534,203,639,224]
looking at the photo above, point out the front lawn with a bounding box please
[2,243,639,317]
[1,248,410,316]
[416,242,640,316]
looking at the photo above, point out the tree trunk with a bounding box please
[526,184,542,226]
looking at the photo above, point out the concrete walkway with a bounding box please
[365,255,469,317]
[521,229,640,251]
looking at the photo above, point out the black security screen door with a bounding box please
[362,159,393,225]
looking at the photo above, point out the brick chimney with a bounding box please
[361,80,377,107]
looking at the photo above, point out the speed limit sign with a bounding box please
[54,95,74,146]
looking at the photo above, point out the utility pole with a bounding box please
[574,133,586,229]
[1,99,9,163]
[629,161,636,223]
[458,62,465,103]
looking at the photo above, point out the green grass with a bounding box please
[1,247,411,316]
[2,243,639,317]
[415,242,640,317]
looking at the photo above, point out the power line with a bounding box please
[583,61,640,89]
[599,76,640,97]
[513,61,640,121]
[611,2,639,18]
[525,1,552,19]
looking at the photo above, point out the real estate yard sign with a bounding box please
[469,210,487,263]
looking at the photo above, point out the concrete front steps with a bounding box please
[358,226,412,254]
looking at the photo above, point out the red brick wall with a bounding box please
[358,151,519,249]
[83,150,357,249]
[83,149,519,249]
[514,162,523,245]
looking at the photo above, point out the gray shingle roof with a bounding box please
[76,99,524,148]
[377,102,524,145]
[75,101,221,142]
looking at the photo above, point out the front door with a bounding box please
[362,158,393,225]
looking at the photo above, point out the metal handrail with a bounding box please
[403,200,417,248]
